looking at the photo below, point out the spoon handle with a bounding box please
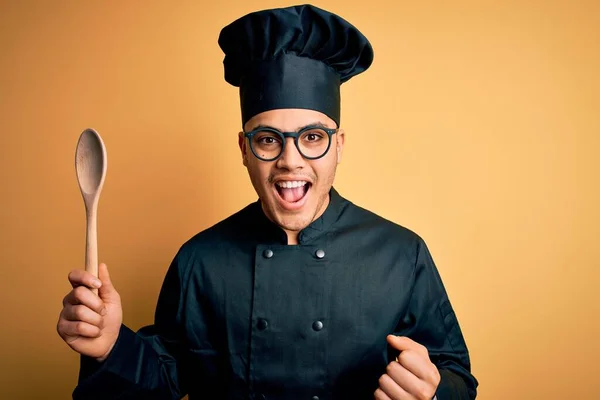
[85,206,99,295]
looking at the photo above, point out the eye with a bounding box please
[255,132,282,145]
[260,137,276,144]
[300,129,326,143]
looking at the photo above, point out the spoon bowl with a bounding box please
[75,128,107,284]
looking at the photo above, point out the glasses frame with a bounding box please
[244,125,339,162]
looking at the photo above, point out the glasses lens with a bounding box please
[298,128,331,159]
[251,131,283,161]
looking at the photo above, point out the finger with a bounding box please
[58,320,101,338]
[379,373,417,400]
[68,269,102,290]
[385,361,425,399]
[397,349,436,382]
[62,286,106,315]
[374,387,393,400]
[387,335,427,355]
[62,304,104,328]
[98,263,118,300]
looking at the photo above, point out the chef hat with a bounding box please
[218,4,374,127]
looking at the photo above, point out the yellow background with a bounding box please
[1,0,598,399]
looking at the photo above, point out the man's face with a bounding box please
[239,108,345,236]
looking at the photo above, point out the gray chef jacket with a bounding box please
[73,188,478,399]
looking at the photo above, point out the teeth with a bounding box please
[277,181,308,189]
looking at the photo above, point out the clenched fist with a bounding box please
[57,263,122,361]
[374,335,440,400]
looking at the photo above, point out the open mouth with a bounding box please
[275,180,311,206]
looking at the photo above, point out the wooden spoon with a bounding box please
[75,128,107,291]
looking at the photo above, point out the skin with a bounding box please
[238,108,345,244]
[56,263,121,362]
[56,109,440,397]
[374,336,441,400]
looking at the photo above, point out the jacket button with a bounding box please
[315,249,325,259]
[257,395,266,400]
[263,249,274,258]
[257,319,268,330]
[312,397,320,400]
[312,320,324,331]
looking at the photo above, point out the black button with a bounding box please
[257,395,266,400]
[263,249,274,258]
[312,320,324,331]
[315,249,325,259]
[312,397,320,400]
[257,319,268,330]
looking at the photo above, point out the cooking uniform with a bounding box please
[73,5,478,399]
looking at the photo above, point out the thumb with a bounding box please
[98,263,118,300]
[387,335,416,352]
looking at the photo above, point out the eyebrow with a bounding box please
[247,121,330,132]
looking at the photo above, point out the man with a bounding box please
[57,4,478,399]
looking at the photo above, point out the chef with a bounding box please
[57,4,478,399]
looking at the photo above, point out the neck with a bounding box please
[284,230,299,245]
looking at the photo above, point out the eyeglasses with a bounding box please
[244,125,338,162]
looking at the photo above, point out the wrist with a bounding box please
[95,341,116,363]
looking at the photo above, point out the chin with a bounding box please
[274,213,313,232]
[258,179,329,232]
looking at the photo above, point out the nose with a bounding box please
[276,137,305,170]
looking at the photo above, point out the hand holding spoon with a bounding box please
[75,128,107,293]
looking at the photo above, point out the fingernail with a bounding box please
[100,308,107,316]
[92,279,102,288]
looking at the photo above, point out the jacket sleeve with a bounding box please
[72,253,190,400]
[392,238,478,400]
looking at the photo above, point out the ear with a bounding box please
[335,129,345,164]
[238,131,248,167]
